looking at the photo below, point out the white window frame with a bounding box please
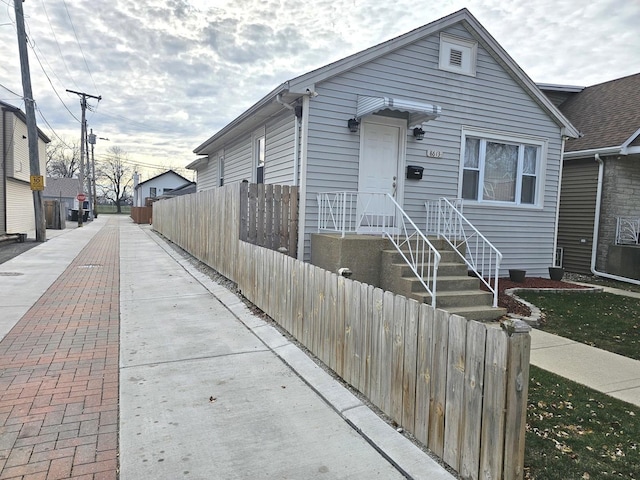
[459,127,547,208]
[253,131,266,184]
[439,33,477,77]
[218,155,225,187]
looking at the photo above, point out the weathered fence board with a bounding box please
[414,303,434,447]
[460,321,487,480]
[152,186,531,480]
[390,295,406,425]
[368,287,384,405]
[503,328,532,480]
[443,314,467,470]
[428,309,449,458]
[402,298,419,432]
[480,327,509,480]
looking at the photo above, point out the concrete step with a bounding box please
[445,305,507,322]
[382,250,465,265]
[405,275,481,293]
[387,261,469,279]
[410,289,494,308]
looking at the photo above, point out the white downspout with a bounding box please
[552,136,566,268]
[296,94,311,261]
[275,94,300,186]
[590,154,640,285]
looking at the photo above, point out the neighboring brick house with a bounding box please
[540,73,640,279]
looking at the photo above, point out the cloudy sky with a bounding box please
[0,0,638,181]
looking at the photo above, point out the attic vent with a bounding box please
[439,33,477,77]
[449,49,463,67]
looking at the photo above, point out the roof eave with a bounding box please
[193,83,290,155]
[564,146,623,159]
[186,157,208,170]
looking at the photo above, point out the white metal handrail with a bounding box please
[616,217,640,245]
[318,191,441,306]
[426,198,502,307]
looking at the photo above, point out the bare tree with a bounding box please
[97,146,133,213]
[46,137,80,178]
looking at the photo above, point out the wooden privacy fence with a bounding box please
[239,182,298,257]
[153,184,531,480]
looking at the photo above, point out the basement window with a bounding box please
[439,33,477,77]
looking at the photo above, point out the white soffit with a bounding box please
[356,96,442,128]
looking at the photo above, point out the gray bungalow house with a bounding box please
[540,73,640,281]
[189,8,578,317]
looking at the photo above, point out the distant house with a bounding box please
[540,73,640,280]
[132,170,194,207]
[42,177,82,221]
[189,8,578,278]
[1,100,50,238]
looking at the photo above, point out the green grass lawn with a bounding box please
[517,291,640,361]
[526,366,639,480]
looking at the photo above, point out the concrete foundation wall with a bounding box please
[310,234,388,288]
[606,245,640,280]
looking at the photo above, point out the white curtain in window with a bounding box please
[483,142,517,201]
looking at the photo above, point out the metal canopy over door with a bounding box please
[356,116,406,233]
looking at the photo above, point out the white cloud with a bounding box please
[0,0,637,180]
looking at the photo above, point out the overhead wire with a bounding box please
[27,41,81,123]
[61,0,98,94]
[40,0,79,91]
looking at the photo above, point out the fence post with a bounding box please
[240,182,248,241]
[502,319,531,480]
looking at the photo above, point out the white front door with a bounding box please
[357,117,405,233]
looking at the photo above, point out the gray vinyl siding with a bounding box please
[196,154,217,192]
[223,138,252,184]
[264,112,296,185]
[301,23,565,274]
[557,158,598,274]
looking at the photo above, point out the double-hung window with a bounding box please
[461,130,544,206]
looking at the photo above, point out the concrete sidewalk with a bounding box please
[530,329,640,407]
[118,218,452,480]
[0,215,453,479]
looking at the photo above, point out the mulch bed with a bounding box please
[487,277,591,317]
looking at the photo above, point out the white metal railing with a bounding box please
[426,198,502,307]
[616,217,640,245]
[317,191,441,306]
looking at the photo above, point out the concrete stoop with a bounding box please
[380,239,506,322]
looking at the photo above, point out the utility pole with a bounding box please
[14,0,46,242]
[88,129,98,218]
[66,89,101,226]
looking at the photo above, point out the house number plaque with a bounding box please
[426,150,443,158]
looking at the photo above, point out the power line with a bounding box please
[28,41,81,123]
[61,0,98,94]
[40,0,79,91]
[0,82,22,99]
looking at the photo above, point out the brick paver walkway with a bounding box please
[0,221,119,479]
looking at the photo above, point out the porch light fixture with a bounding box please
[413,127,425,140]
[347,118,360,133]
